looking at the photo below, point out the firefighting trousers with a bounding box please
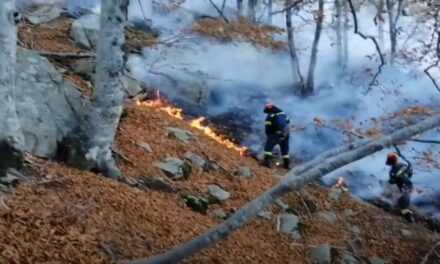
[264,134,289,158]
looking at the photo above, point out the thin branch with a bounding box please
[271,0,303,15]
[347,0,385,88]
[207,0,230,23]
[37,51,96,58]
[420,240,440,264]
[409,139,440,144]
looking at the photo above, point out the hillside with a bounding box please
[0,101,438,264]
[0,3,439,264]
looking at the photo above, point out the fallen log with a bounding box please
[128,113,440,264]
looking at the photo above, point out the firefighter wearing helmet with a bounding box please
[385,152,414,222]
[262,103,291,169]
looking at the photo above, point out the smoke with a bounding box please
[21,0,440,218]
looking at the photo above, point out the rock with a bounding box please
[66,0,99,18]
[70,14,100,49]
[71,58,95,77]
[208,185,231,202]
[344,209,355,217]
[340,252,360,264]
[329,188,342,201]
[154,158,192,180]
[209,208,227,220]
[16,48,87,158]
[275,198,289,211]
[348,225,361,235]
[318,211,338,224]
[166,127,195,144]
[400,229,412,237]
[257,210,272,220]
[278,213,301,239]
[184,152,207,170]
[311,244,332,264]
[122,75,143,98]
[139,176,175,193]
[369,257,386,264]
[0,169,23,187]
[137,142,153,153]
[233,166,253,179]
[183,195,209,214]
[23,5,62,24]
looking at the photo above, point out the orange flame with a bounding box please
[190,117,248,156]
[136,93,247,155]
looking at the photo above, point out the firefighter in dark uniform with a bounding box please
[386,152,414,222]
[263,103,291,169]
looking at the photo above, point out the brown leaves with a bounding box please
[192,18,287,50]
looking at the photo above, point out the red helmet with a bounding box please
[386,152,398,165]
[264,103,274,110]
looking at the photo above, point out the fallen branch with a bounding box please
[36,51,96,58]
[112,147,135,166]
[409,138,440,144]
[347,0,385,89]
[420,240,440,264]
[127,113,440,264]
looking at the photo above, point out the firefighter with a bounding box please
[263,103,291,169]
[385,152,414,222]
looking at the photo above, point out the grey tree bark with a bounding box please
[248,0,257,22]
[128,113,440,264]
[237,0,243,17]
[286,5,304,88]
[0,0,25,150]
[335,0,343,71]
[267,0,273,24]
[86,0,129,179]
[343,0,349,69]
[386,0,404,65]
[378,0,385,49]
[303,0,324,96]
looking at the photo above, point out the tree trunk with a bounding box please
[343,0,349,69]
[248,0,257,23]
[386,0,396,65]
[386,0,403,65]
[0,0,25,150]
[286,6,304,88]
[335,0,343,71]
[267,0,273,24]
[237,0,243,17]
[86,0,129,179]
[128,113,440,264]
[304,0,324,96]
[378,0,385,49]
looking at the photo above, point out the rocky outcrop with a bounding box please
[16,48,87,158]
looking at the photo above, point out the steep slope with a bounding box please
[0,102,437,264]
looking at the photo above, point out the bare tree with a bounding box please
[0,0,25,151]
[248,0,257,22]
[86,0,130,179]
[237,0,244,17]
[335,0,343,70]
[303,0,325,95]
[128,112,440,264]
[267,0,273,24]
[286,2,304,88]
[386,0,404,65]
[343,0,350,69]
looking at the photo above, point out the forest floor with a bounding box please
[0,13,438,264]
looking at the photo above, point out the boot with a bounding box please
[283,157,291,169]
[263,155,273,168]
[401,209,415,223]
